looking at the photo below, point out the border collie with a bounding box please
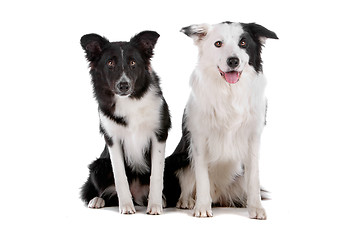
[163,22,278,219]
[80,31,171,215]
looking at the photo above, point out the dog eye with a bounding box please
[130,60,136,66]
[107,60,115,68]
[239,40,247,48]
[214,41,223,48]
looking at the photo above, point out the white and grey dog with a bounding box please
[163,22,278,219]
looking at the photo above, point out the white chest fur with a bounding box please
[187,69,267,164]
[99,90,163,173]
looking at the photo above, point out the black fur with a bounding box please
[80,31,171,207]
[99,124,113,146]
[80,148,119,207]
[163,111,191,207]
[80,147,152,206]
[155,101,171,142]
[240,22,278,72]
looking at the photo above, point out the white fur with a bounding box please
[99,85,165,214]
[180,23,268,219]
[100,87,163,173]
[88,197,105,208]
[147,141,166,214]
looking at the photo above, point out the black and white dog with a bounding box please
[80,31,171,215]
[164,22,278,219]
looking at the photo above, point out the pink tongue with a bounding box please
[224,71,240,84]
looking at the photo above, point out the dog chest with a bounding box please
[207,127,250,163]
[99,92,162,172]
[186,85,265,163]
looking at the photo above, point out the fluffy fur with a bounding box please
[164,22,278,219]
[80,31,171,215]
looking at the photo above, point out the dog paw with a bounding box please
[193,203,213,217]
[248,206,267,220]
[146,203,163,215]
[176,197,195,209]
[120,202,136,214]
[88,197,105,209]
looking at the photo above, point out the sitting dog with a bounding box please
[164,22,278,219]
[80,31,171,215]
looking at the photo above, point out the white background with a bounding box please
[1,0,359,239]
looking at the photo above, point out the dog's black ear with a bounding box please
[180,24,210,44]
[130,31,160,62]
[80,33,110,62]
[241,23,278,44]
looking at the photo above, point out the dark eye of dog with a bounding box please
[239,40,246,48]
[214,41,223,48]
[107,60,115,68]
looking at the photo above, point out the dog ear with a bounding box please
[241,23,278,44]
[130,31,160,61]
[80,33,110,62]
[180,24,210,44]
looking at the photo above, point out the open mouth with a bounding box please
[218,67,242,84]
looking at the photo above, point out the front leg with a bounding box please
[108,142,135,214]
[147,138,166,215]
[192,137,213,217]
[245,134,266,220]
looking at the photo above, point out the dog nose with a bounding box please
[227,57,239,68]
[117,81,130,94]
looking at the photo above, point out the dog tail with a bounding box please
[163,134,191,207]
[163,152,190,207]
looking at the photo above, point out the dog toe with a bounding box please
[88,197,105,209]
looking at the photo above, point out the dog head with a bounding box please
[81,31,159,98]
[181,22,278,84]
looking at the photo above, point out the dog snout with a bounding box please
[117,80,131,95]
[227,57,239,69]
